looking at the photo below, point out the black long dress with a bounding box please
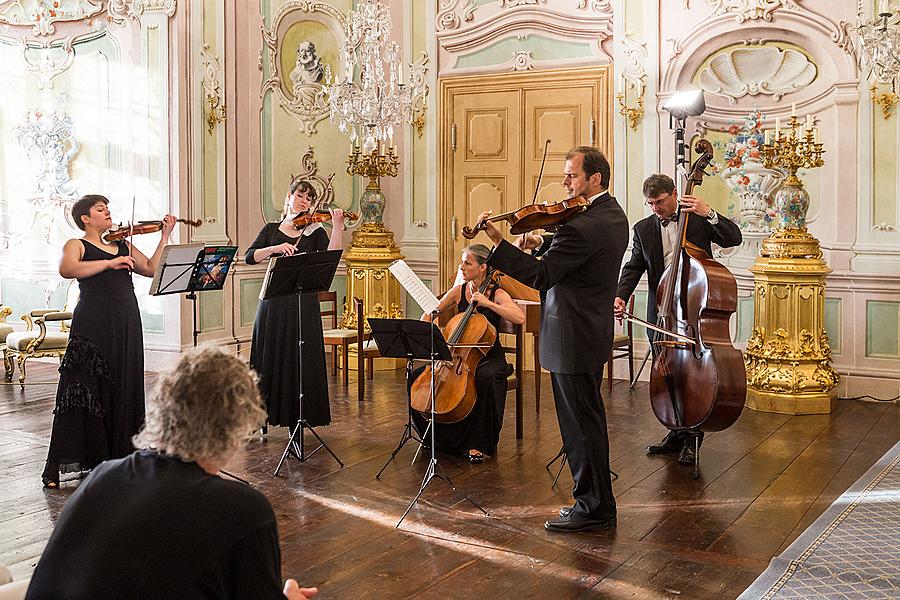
[42,239,145,482]
[246,223,331,427]
[410,284,512,456]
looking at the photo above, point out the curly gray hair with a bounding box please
[133,346,267,462]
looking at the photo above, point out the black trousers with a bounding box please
[550,368,616,519]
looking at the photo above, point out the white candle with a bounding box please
[398,65,404,86]
[775,117,780,138]
[791,102,796,117]
[765,130,771,145]
[879,0,890,15]
[814,127,820,144]
[806,114,812,129]
[389,129,394,148]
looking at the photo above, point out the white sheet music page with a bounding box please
[389,259,440,315]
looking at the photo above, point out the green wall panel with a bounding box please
[824,297,841,355]
[866,300,900,358]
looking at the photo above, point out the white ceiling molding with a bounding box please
[705,0,800,23]
[502,0,547,7]
[574,0,612,11]
[0,0,103,35]
[259,1,345,135]
[698,43,817,103]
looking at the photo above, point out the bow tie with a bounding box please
[660,214,677,227]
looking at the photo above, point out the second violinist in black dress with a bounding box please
[246,178,344,429]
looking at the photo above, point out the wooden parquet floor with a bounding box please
[1,361,898,599]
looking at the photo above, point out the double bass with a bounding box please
[409,269,498,423]
[648,139,746,475]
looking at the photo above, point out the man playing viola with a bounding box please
[476,146,629,533]
[614,173,742,465]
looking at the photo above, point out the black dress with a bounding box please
[246,223,331,427]
[27,451,284,599]
[42,239,145,482]
[411,284,512,456]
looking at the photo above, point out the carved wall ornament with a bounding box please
[744,326,839,394]
[260,1,345,135]
[11,110,81,242]
[871,85,899,119]
[291,146,337,214]
[705,0,800,23]
[575,0,612,11]
[501,0,546,7]
[436,0,476,31]
[511,50,535,70]
[617,33,647,130]
[22,38,76,89]
[201,43,226,135]
[872,223,898,232]
[0,0,103,36]
[698,44,817,103]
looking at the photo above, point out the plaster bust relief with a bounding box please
[290,41,324,93]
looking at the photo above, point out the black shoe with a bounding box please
[678,443,696,465]
[559,506,575,519]
[647,431,681,454]
[544,513,616,533]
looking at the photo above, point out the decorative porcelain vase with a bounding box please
[720,158,784,233]
[773,174,810,229]
[359,186,385,224]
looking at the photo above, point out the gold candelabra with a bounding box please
[347,143,399,190]
[760,116,824,186]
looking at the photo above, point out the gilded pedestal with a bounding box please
[745,228,839,414]
[339,146,405,370]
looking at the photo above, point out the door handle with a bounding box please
[589,118,596,147]
[451,216,458,241]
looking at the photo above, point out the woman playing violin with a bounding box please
[410,244,525,463]
[41,194,176,488]
[245,178,344,432]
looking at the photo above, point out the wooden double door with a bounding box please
[439,66,613,285]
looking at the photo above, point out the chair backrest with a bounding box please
[318,290,337,329]
[497,317,523,391]
[60,280,80,332]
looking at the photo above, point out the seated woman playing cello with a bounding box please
[410,244,525,463]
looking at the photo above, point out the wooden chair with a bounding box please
[4,282,78,387]
[0,306,12,353]
[352,297,381,402]
[320,291,359,385]
[606,296,635,393]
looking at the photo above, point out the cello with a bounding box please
[409,269,498,423]
[648,139,746,476]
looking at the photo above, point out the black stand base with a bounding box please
[396,455,489,529]
[274,420,344,475]
[220,469,250,485]
[545,445,619,488]
[376,417,425,479]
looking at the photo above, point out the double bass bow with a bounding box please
[638,139,746,475]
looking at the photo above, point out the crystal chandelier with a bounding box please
[854,0,900,88]
[323,0,427,155]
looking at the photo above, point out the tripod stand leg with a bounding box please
[396,457,489,529]
[692,434,700,480]
[376,422,418,479]
[305,423,344,468]
[631,347,652,388]
[411,420,431,466]
[274,422,303,476]
[545,444,565,470]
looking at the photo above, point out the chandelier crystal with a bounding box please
[323,0,427,154]
[854,0,900,88]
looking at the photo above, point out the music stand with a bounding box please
[265,249,344,475]
[150,244,238,347]
[367,316,488,528]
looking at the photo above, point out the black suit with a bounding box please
[488,192,629,519]
[615,210,742,449]
[616,212,743,327]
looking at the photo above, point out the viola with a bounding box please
[648,138,745,471]
[461,195,589,239]
[103,218,201,242]
[291,209,358,229]
[409,270,498,423]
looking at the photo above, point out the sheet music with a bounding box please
[389,259,439,315]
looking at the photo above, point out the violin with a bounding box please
[648,138,745,474]
[103,218,201,242]
[409,269,499,423]
[291,209,358,229]
[462,195,589,239]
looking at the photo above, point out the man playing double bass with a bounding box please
[476,146,628,533]
[614,173,742,465]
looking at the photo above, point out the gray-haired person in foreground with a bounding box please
[27,346,318,600]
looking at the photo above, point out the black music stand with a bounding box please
[150,244,238,347]
[367,316,488,528]
[265,249,344,475]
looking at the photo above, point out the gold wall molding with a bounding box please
[201,43,226,135]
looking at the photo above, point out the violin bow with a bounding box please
[128,194,136,274]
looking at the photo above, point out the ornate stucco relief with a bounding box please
[260,1,344,135]
[0,0,103,35]
[436,0,476,32]
[698,43,817,103]
[705,0,800,23]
